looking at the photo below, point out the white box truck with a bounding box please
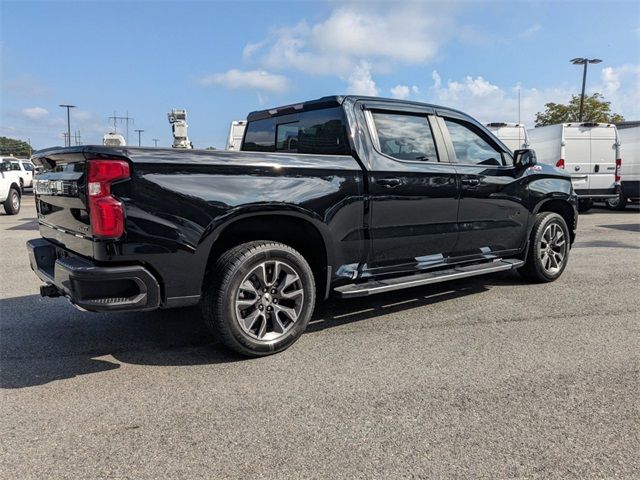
[485,123,529,151]
[606,121,640,210]
[528,122,621,212]
[226,120,247,151]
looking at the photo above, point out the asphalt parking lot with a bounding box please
[1,192,638,479]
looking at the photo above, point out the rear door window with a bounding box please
[370,112,439,162]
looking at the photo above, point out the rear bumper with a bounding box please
[621,180,640,199]
[574,186,619,199]
[27,238,161,312]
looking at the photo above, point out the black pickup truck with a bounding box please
[28,95,578,356]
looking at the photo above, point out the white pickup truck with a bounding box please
[0,158,22,214]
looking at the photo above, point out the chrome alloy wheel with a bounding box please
[235,260,304,341]
[539,222,567,275]
[11,192,19,211]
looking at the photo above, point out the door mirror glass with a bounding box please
[514,149,537,168]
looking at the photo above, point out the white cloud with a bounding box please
[427,70,572,125]
[598,64,640,120]
[243,2,457,93]
[390,85,410,99]
[4,74,52,98]
[308,6,448,65]
[426,65,639,125]
[21,107,49,120]
[346,61,378,96]
[390,84,420,100]
[519,24,542,38]
[197,69,289,93]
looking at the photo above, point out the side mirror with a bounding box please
[514,148,537,168]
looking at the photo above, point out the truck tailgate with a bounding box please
[32,150,93,257]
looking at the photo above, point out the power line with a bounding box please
[108,111,135,144]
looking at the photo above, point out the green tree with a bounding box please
[535,93,624,127]
[0,136,33,156]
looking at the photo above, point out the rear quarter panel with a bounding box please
[110,148,365,301]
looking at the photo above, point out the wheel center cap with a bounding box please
[263,293,273,305]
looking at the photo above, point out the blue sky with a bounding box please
[2,0,639,150]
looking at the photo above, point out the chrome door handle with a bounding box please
[461,178,480,186]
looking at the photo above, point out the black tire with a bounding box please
[201,241,316,357]
[578,199,593,213]
[518,212,570,283]
[605,191,628,211]
[3,187,20,215]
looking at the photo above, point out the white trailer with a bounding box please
[528,122,620,211]
[226,121,247,151]
[606,122,640,209]
[485,123,529,151]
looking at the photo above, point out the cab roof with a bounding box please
[246,95,468,122]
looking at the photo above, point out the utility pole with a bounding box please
[59,104,76,147]
[570,57,602,122]
[152,138,159,147]
[62,132,69,146]
[135,129,144,147]
[74,130,82,146]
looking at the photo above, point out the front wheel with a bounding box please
[3,188,20,215]
[201,241,316,357]
[519,212,570,283]
[605,191,628,211]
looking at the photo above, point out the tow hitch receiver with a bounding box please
[40,284,61,298]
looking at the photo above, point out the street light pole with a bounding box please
[135,129,144,147]
[59,104,76,147]
[152,138,159,147]
[570,58,602,122]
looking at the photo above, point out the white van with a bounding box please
[226,121,247,151]
[485,123,529,151]
[528,123,620,211]
[606,121,640,210]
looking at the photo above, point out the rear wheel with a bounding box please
[201,241,316,357]
[605,191,628,211]
[3,188,20,215]
[578,199,593,213]
[519,212,570,282]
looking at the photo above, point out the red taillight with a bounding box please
[87,159,130,238]
[556,159,565,169]
[615,158,622,183]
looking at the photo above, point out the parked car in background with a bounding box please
[0,158,22,214]
[528,122,620,212]
[27,95,577,356]
[226,120,247,150]
[485,122,530,151]
[9,158,35,188]
[605,121,640,210]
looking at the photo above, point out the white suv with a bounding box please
[9,158,35,188]
[0,159,22,214]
